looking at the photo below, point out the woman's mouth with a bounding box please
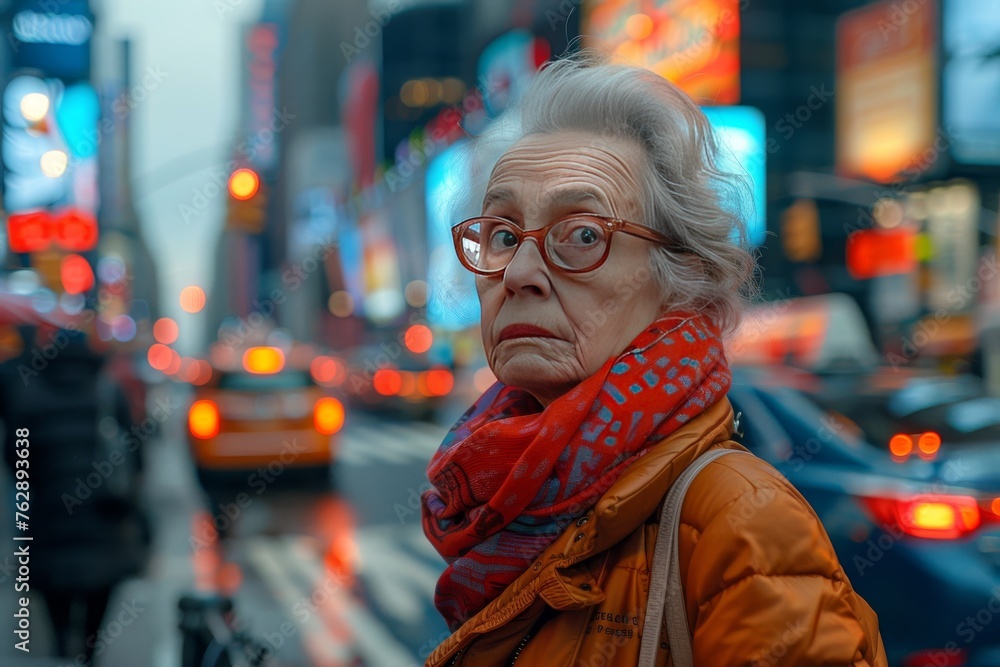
[498,324,558,342]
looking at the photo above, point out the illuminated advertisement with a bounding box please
[477,30,550,118]
[11,0,93,81]
[582,0,740,105]
[2,76,100,215]
[943,0,1000,165]
[836,0,938,182]
[360,209,404,322]
[426,140,480,331]
[244,23,282,170]
[701,106,766,246]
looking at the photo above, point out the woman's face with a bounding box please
[477,130,666,406]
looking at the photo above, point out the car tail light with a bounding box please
[398,371,417,397]
[916,432,941,460]
[242,346,284,374]
[420,369,454,397]
[889,431,941,461]
[189,400,220,439]
[863,494,981,540]
[373,369,402,396]
[311,356,346,387]
[902,648,967,667]
[314,397,345,435]
[889,433,912,460]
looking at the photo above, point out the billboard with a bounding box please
[425,140,480,331]
[3,76,100,215]
[10,0,93,81]
[836,0,938,182]
[701,106,766,246]
[582,0,740,105]
[942,0,1000,165]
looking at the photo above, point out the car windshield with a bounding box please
[217,371,312,391]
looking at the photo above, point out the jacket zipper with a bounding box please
[507,628,536,666]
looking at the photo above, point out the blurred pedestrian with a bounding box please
[421,54,887,666]
[0,326,149,664]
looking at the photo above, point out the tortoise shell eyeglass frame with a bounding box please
[450,213,686,276]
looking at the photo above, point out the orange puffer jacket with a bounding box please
[425,398,887,667]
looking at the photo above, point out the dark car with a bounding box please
[728,367,1000,667]
[344,323,455,421]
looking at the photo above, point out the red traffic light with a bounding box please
[228,168,260,201]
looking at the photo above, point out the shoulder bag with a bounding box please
[637,447,748,667]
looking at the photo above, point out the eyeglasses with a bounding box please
[451,214,681,275]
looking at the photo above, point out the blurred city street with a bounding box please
[1,378,472,666]
[0,0,999,666]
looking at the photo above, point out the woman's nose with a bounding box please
[502,238,551,297]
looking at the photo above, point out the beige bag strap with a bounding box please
[638,447,747,667]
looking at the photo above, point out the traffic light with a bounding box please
[225,168,267,234]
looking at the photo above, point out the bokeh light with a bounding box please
[154,317,179,344]
[179,285,206,313]
[328,290,355,317]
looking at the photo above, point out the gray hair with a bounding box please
[467,52,758,336]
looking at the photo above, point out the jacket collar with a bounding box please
[426,398,737,666]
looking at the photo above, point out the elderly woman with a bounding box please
[421,55,886,667]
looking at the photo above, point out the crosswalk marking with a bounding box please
[338,421,446,466]
[283,535,421,667]
[355,526,444,623]
[246,537,353,667]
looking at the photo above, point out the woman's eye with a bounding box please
[568,226,600,245]
[492,229,518,248]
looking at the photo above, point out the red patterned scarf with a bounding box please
[422,312,731,630]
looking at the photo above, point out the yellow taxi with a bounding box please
[187,345,345,482]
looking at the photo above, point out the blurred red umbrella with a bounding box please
[0,292,78,328]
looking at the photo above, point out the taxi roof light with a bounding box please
[243,346,285,374]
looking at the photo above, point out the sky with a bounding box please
[99,0,264,351]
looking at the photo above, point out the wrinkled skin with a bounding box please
[477,131,666,406]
